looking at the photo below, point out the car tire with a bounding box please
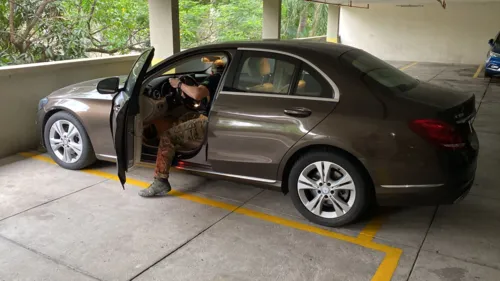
[289,150,371,227]
[44,111,96,170]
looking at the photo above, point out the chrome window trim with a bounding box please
[236,47,340,102]
[219,91,337,102]
[381,184,445,188]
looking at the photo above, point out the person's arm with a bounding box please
[169,78,209,101]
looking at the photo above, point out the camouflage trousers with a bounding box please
[155,112,208,180]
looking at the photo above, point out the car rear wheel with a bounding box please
[44,111,96,170]
[289,151,370,227]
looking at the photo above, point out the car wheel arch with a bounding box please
[42,107,93,150]
[279,144,375,198]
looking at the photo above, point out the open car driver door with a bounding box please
[110,48,155,187]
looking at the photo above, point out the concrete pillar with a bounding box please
[148,0,180,60]
[327,4,340,43]
[263,0,281,40]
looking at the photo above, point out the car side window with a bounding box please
[293,64,332,99]
[162,53,228,75]
[234,54,297,94]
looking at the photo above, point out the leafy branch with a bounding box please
[85,40,148,54]
[1,0,328,66]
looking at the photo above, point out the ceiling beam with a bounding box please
[304,0,369,9]
[437,0,447,9]
[305,0,448,10]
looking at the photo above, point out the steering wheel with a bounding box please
[162,75,197,107]
[177,75,206,111]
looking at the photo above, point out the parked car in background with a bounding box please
[36,41,479,227]
[485,32,500,78]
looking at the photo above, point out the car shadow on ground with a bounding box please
[88,159,432,228]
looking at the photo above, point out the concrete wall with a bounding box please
[295,35,327,42]
[0,55,138,158]
[339,2,500,64]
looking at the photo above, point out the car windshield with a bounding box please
[340,49,419,92]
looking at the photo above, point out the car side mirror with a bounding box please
[488,39,495,47]
[97,77,120,94]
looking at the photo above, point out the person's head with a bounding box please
[212,59,225,74]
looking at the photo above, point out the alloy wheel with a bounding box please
[297,161,356,219]
[49,120,83,164]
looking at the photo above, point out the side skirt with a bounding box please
[135,144,283,191]
[175,160,282,191]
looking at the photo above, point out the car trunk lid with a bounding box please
[405,82,477,150]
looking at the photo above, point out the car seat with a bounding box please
[247,57,275,92]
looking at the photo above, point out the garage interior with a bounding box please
[1,0,500,281]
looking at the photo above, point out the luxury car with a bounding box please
[485,32,500,78]
[36,41,479,227]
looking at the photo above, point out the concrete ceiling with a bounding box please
[306,0,500,4]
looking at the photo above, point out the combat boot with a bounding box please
[139,179,172,197]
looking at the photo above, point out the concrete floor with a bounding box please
[0,62,499,281]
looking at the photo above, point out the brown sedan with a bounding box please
[36,41,479,227]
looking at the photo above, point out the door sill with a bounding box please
[176,161,278,185]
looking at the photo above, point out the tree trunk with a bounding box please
[309,3,322,37]
[8,0,16,44]
[296,8,308,38]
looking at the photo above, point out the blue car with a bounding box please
[485,32,500,78]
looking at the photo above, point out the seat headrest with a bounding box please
[259,58,271,76]
[214,59,225,67]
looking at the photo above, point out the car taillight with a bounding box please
[409,119,465,149]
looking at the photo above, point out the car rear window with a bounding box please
[340,49,419,92]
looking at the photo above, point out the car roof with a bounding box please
[187,40,356,58]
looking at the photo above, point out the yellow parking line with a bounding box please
[473,63,484,79]
[19,152,402,281]
[372,247,403,281]
[358,215,386,242]
[399,61,418,71]
[20,152,56,164]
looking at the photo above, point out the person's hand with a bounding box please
[169,78,180,88]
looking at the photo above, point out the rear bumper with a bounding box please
[376,176,475,206]
[377,153,477,206]
[377,126,479,206]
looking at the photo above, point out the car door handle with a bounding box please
[284,107,311,118]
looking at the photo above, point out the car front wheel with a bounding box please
[289,151,371,227]
[44,111,96,170]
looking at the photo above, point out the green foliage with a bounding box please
[1,0,327,66]
[1,0,149,65]
[81,0,150,53]
[179,0,262,48]
[1,0,74,64]
[281,0,327,39]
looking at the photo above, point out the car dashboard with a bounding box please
[140,76,172,123]
[143,76,171,100]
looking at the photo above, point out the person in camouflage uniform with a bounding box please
[139,59,225,197]
[153,112,207,180]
